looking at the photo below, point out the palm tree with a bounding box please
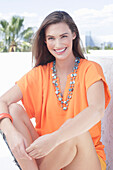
[0,20,9,52]
[0,16,34,52]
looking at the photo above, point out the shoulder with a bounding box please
[27,62,52,78]
[80,58,101,68]
[79,59,103,74]
[17,62,52,92]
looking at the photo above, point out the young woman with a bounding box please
[0,11,111,170]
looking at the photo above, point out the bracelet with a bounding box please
[0,113,13,123]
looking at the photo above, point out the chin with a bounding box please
[55,56,68,61]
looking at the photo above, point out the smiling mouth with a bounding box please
[54,47,67,53]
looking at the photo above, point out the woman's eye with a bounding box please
[61,35,68,38]
[48,37,54,40]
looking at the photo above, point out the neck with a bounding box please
[55,56,75,76]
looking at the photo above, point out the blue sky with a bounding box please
[0,0,113,41]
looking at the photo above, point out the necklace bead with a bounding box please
[63,107,67,110]
[55,90,59,94]
[52,57,80,111]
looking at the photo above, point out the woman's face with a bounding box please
[45,22,76,61]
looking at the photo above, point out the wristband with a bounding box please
[0,113,13,123]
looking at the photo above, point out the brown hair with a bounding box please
[32,11,85,67]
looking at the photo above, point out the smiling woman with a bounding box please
[0,11,111,170]
[32,11,85,67]
[45,23,76,61]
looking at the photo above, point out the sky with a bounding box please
[0,0,113,42]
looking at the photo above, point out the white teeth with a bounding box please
[55,48,66,53]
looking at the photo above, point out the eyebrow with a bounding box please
[46,33,69,37]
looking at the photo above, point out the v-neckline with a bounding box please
[56,76,70,101]
[50,58,83,110]
[50,61,74,101]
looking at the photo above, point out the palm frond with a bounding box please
[0,16,35,52]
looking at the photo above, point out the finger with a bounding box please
[20,145,32,160]
[27,149,38,157]
[22,139,33,160]
[11,144,23,159]
[35,154,47,159]
[27,147,45,158]
[26,144,34,153]
[28,149,48,159]
[28,151,44,159]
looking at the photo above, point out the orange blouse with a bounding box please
[16,58,111,161]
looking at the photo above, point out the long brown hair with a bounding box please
[32,11,85,67]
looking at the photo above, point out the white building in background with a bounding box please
[81,32,113,49]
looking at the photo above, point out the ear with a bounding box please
[72,32,76,40]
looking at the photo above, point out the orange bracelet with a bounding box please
[0,113,13,123]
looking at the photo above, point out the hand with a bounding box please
[6,128,32,160]
[26,132,58,159]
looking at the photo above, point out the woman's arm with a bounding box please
[0,84,32,160]
[0,84,22,134]
[57,79,105,144]
[26,80,105,159]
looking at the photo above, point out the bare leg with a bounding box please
[37,139,77,170]
[9,103,39,170]
[62,133,101,170]
[38,133,101,170]
[9,104,101,170]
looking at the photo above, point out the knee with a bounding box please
[73,131,94,153]
[9,103,24,119]
[39,140,77,170]
[56,139,77,156]
[75,131,92,144]
[64,140,77,162]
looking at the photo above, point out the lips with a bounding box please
[54,47,67,54]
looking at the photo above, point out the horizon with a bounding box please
[0,0,113,42]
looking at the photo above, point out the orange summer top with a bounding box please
[16,58,111,161]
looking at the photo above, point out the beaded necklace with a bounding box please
[52,57,80,111]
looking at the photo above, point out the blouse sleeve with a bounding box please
[16,66,43,119]
[85,61,111,109]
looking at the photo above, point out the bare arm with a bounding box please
[0,84,23,134]
[57,80,105,144]
[26,80,105,159]
[0,84,32,160]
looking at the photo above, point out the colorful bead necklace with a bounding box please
[52,57,80,111]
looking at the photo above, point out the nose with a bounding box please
[54,38,62,49]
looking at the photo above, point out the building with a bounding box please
[83,32,113,49]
